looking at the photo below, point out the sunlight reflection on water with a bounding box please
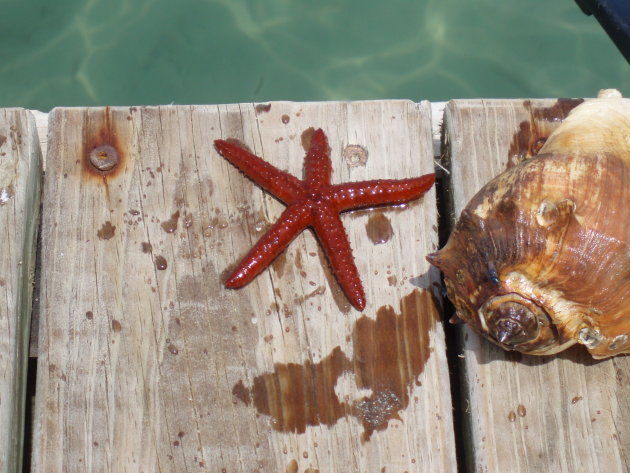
[0,0,627,110]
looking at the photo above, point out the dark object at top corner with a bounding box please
[575,0,630,63]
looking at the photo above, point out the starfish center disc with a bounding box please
[307,190,330,203]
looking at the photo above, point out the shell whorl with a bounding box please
[478,293,560,353]
[540,93,630,161]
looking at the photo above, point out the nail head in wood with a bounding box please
[89,145,118,171]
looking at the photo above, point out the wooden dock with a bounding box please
[1,99,629,472]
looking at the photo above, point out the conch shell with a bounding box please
[428,90,630,358]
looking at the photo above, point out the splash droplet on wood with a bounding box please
[366,213,393,245]
[161,211,180,233]
[97,221,116,240]
[255,103,272,114]
[155,255,168,270]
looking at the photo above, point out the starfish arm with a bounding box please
[331,173,435,211]
[312,201,366,311]
[215,139,304,203]
[225,203,312,288]
[303,128,332,189]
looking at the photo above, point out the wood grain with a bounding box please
[444,98,630,473]
[33,102,456,472]
[0,109,42,473]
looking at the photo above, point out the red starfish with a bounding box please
[214,129,435,311]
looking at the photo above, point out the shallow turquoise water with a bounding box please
[0,0,628,110]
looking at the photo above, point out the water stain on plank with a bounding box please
[507,98,584,168]
[154,255,168,270]
[233,289,438,441]
[255,103,272,114]
[161,210,180,233]
[97,221,116,240]
[365,213,393,245]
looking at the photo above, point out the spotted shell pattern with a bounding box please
[428,90,630,358]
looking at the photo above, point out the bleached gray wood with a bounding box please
[445,98,630,473]
[0,109,42,473]
[33,101,456,473]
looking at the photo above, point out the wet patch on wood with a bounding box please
[232,289,438,441]
[96,221,116,240]
[365,213,393,245]
[507,98,584,168]
[161,210,180,233]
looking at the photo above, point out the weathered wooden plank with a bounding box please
[0,109,42,473]
[444,98,630,473]
[33,101,456,472]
